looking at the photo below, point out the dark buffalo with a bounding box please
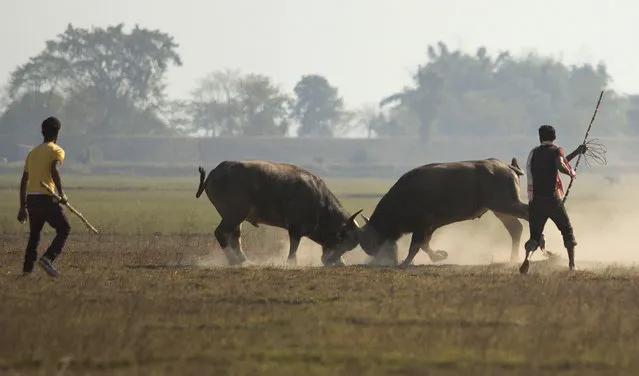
[326,158,545,267]
[195,160,362,266]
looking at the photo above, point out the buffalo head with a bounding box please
[356,214,399,266]
[320,209,363,266]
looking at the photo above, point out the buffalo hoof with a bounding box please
[324,260,344,268]
[544,251,560,260]
[332,258,346,267]
[321,255,345,267]
[519,260,530,274]
[397,262,411,270]
[430,250,448,263]
[370,255,398,267]
[227,260,244,267]
[286,257,297,266]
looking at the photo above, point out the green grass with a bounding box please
[2,246,639,375]
[1,172,638,375]
[0,171,617,235]
[0,175,390,236]
[0,174,394,193]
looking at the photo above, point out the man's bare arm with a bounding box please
[566,145,586,162]
[556,155,574,177]
[19,172,28,208]
[51,160,66,201]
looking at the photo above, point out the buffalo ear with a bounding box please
[348,209,363,228]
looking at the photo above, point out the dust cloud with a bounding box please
[409,172,639,270]
[189,236,373,269]
[192,173,638,271]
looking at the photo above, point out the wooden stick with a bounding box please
[40,182,99,234]
[562,90,605,204]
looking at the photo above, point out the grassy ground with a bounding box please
[0,175,391,236]
[1,173,638,375]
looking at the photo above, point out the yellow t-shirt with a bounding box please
[23,142,66,195]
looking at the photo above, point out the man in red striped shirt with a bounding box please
[523,125,586,272]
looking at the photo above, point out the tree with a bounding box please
[352,105,393,138]
[0,87,8,114]
[626,95,639,135]
[380,69,447,140]
[237,74,291,137]
[379,41,626,139]
[292,74,346,137]
[160,99,194,135]
[189,69,243,136]
[3,23,182,135]
[189,71,292,137]
[0,91,65,135]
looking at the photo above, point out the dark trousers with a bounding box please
[528,196,577,249]
[23,194,71,273]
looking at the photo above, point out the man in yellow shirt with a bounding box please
[17,117,70,278]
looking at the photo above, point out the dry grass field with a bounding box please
[1,172,639,375]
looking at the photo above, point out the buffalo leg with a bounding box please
[399,229,447,268]
[287,230,301,265]
[228,224,249,265]
[215,219,248,266]
[399,231,427,268]
[422,230,448,263]
[321,251,346,267]
[369,241,399,267]
[490,201,550,259]
[493,212,523,263]
[490,199,528,221]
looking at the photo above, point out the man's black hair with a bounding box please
[538,124,556,142]
[42,117,61,141]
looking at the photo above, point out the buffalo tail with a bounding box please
[196,166,207,198]
[509,157,524,176]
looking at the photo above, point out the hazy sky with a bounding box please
[2,0,637,108]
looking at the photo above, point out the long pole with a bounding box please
[40,182,99,234]
[562,90,605,204]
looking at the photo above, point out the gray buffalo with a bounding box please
[195,160,362,266]
[325,157,545,267]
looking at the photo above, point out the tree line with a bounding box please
[1,24,637,139]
